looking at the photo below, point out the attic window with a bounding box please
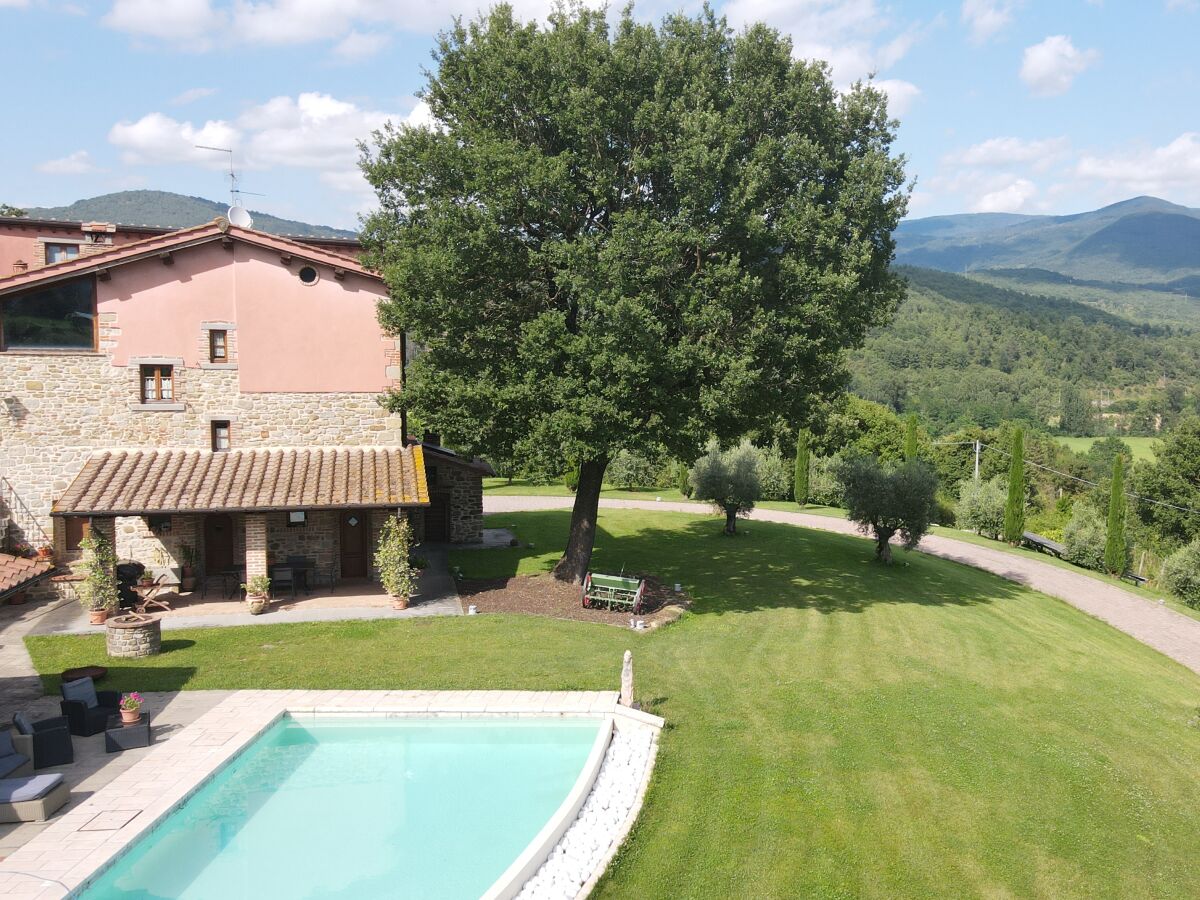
[298,266,319,285]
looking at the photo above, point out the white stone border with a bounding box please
[0,690,650,900]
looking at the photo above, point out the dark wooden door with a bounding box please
[425,495,450,542]
[339,511,368,578]
[204,514,233,572]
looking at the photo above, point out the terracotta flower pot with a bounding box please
[391,595,409,610]
[36,548,53,560]
[247,595,270,615]
[89,609,109,625]
[120,708,142,726]
[9,591,27,606]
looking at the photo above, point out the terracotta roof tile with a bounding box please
[0,553,53,597]
[53,446,429,516]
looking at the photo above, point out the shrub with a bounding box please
[955,476,1006,539]
[1003,427,1026,544]
[808,454,845,506]
[1063,501,1106,571]
[1162,541,1200,609]
[676,461,693,498]
[375,515,419,599]
[607,450,665,490]
[241,574,272,598]
[690,441,761,534]
[794,430,811,507]
[77,531,119,612]
[564,462,580,493]
[757,443,793,502]
[1104,455,1128,575]
[837,454,939,564]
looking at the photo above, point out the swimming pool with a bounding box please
[79,716,603,899]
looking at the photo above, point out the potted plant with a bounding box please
[375,515,419,610]
[35,544,53,561]
[77,531,119,625]
[119,692,144,726]
[178,543,197,592]
[242,574,271,615]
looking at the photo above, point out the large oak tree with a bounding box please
[361,4,909,582]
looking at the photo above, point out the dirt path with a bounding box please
[484,495,1200,677]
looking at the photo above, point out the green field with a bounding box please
[27,509,1200,898]
[1056,435,1159,461]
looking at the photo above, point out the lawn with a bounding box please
[1057,435,1159,461]
[26,508,1200,898]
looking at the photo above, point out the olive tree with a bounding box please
[361,4,908,581]
[690,442,761,535]
[837,455,938,563]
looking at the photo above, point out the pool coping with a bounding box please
[0,689,661,899]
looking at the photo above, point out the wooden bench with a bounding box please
[1121,571,1148,587]
[1022,531,1066,559]
[582,572,646,614]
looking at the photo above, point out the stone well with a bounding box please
[106,614,162,658]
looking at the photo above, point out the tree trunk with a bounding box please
[875,527,895,564]
[553,457,608,584]
[724,508,738,535]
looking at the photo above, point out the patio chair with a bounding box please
[12,713,73,769]
[0,730,32,780]
[270,566,297,601]
[134,573,173,614]
[286,556,315,594]
[59,676,121,737]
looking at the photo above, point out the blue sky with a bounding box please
[2,0,1198,230]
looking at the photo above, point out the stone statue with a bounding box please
[620,650,633,707]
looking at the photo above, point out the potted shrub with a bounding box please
[119,692,144,726]
[77,531,119,624]
[35,544,53,561]
[178,543,197,592]
[375,516,419,610]
[242,574,271,615]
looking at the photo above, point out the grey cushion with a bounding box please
[12,713,32,736]
[0,730,14,756]
[0,754,28,778]
[62,678,98,709]
[0,774,63,803]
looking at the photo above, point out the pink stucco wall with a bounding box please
[0,222,156,276]
[97,238,392,392]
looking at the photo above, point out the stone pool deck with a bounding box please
[0,690,663,900]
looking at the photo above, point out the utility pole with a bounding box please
[974,439,981,482]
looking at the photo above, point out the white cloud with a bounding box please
[1019,35,1099,96]
[103,0,224,41]
[1076,132,1200,197]
[404,100,434,130]
[108,112,239,166]
[961,0,1015,43]
[945,136,1069,171]
[236,92,393,170]
[1166,0,1198,11]
[171,87,218,106]
[0,0,31,7]
[331,30,390,62]
[36,150,99,175]
[972,177,1037,212]
[874,79,920,116]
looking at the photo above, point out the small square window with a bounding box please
[64,517,90,552]
[211,420,231,452]
[287,511,307,527]
[44,243,80,264]
[209,329,228,362]
[140,365,174,403]
[147,514,172,534]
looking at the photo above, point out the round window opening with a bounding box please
[298,265,319,285]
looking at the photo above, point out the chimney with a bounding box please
[80,222,116,256]
[423,432,441,447]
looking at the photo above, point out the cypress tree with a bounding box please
[904,414,919,461]
[1003,428,1026,544]
[1104,455,1128,575]
[793,430,810,508]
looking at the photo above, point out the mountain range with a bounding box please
[896,196,1200,287]
[25,191,356,239]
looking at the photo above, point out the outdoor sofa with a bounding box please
[0,729,33,780]
[0,773,70,823]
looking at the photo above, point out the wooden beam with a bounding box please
[221,236,234,249]
[280,253,293,265]
[96,268,111,282]
[333,267,346,281]
[158,252,173,266]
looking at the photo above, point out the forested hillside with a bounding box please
[850,267,1200,433]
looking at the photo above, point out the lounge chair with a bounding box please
[0,730,32,780]
[12,713,73,769]
[0,773,70,823]
[59,676,121,737]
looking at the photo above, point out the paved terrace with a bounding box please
[485,495,1200,678]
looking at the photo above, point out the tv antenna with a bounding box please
[194,144,264,227]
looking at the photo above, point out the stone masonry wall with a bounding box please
[445,467,484,544]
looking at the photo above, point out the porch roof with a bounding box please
[52,445,429,517]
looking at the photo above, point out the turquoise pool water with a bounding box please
[80,716,601,899]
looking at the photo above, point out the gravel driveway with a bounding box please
[484,495,1200,677]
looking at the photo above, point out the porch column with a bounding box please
[245,513,267,579]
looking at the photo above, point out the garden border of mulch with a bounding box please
[456,573,690,630]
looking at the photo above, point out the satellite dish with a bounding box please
[227,205,253,228]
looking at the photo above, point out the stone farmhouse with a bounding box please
[0,215,485,602]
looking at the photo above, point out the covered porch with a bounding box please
[50,446,432,604]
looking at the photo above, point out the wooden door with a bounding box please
[339,511,368,578]
[204,514,234,573]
